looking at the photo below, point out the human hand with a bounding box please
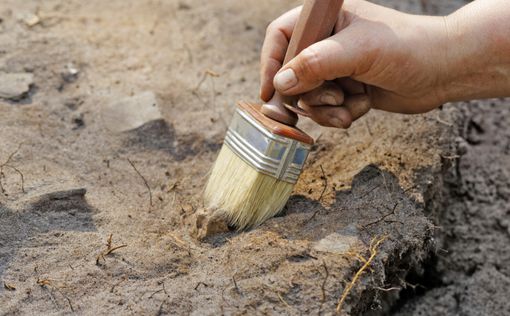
[260,0,450,128]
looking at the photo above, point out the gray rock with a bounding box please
[101,91,163,132]
[61,63,80,83]
[313,226,361,254]
[0,72,34,100]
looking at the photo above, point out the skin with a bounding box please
[260,0,510,128]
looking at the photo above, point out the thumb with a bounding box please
[273,30,361,96]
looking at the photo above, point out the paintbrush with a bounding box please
[204,0,342,230]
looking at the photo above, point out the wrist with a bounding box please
[439,0,510,102]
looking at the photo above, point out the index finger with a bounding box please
[260,6,302,102]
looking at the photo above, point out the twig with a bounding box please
[2,143,23,166]
[192,70,227,127]
[127,158,153,208]
[110,276,127,293]
[232,275,241,295]
[104,244,128,256]
[336,235,387,313]
[398,277,426,291]
[221,287,231,308]
[373,286,401,292]
[318,165,328,202]
[344,251,368,265]
[36,278,60,310]
[106,233,113,249]
[96,234,127,265]
[308,165,328,222]
[194,282,208,291]
[3,165,25,192]
[148,289,164,299]
[0,172,4,194]
[277,292,292,310]
[0,143,25,194]
[63,294,75,312]
[356,184,380,199]
[434,114,453,127]
[193,69,220,91]
[383,220,404,225]
[191,90,208,107]
[361,202,399,229]
[403,184,418,194]
[318,260,329,315]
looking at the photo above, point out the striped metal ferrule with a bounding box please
[224,107,311,184]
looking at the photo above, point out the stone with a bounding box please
[21,13,40,27]
[0,72,34,100]
[61,63,80,83]
[313,230,361,255]
[101,91,163,132]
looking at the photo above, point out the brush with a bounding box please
[204,0,342,230]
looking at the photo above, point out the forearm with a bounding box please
[442,0,510,102]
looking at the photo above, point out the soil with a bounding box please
[394,100,510,315]
[1,0,509,315]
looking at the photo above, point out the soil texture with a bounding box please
[2,1,509,316]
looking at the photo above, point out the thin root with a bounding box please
[127,158,153,209]
[336,235,387,314]
[96,234,127,265]
[0,143,25,194]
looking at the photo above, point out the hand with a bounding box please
[260,0,450,128]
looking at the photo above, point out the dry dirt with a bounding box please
[1,0,508,315]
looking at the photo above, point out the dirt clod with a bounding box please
[190,207,230,240]
[0,72,34,100]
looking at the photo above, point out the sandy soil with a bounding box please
[2,0,508,315]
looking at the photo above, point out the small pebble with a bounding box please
[101,91,163,132]
[0,72,34,100]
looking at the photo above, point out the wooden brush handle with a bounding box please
[261,0,343,126]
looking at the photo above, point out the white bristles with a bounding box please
[204,145,294,230]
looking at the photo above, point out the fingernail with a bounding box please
[329,117,344,128]
[274,68,298,91]
[320,93,338,105]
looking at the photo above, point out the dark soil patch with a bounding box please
[394,99,510,315]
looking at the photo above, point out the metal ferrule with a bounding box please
[224,108,311,184]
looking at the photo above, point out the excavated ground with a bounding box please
[2,0,508,315]
[394,99,510,315]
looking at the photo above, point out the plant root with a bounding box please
[336,235,387,314]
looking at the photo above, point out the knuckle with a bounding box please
[265,22,277,35]
[297,47,324,81]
